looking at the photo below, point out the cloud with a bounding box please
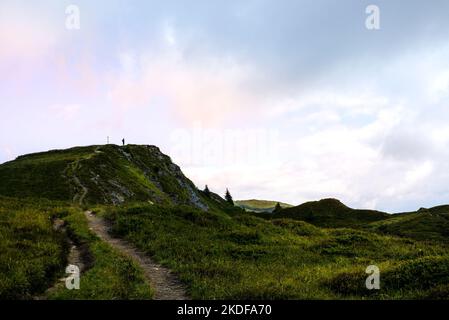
[0,3,60,62]
[3,0,449,212]
[106,37,260,125]
[49,104,82,121]
[381,129,436,162]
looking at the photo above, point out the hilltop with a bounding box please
[1,145,449,300]
[1,145,448,242]
[0,144,231,211]
[265,198,449,242]
[367,206,449,242]
[267,198,389,228]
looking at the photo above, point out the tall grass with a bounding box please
[0,197,67,299]
[105,203,449,299]
[0,196,153,300]
[47,209,153,300]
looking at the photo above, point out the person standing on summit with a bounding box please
[122,138,125,146]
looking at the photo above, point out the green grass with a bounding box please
[267,198,390,228]
[0,144,211,208]
[0,196,153,300]
[2,144,449,300]
[0,147,97,201]
[47,209,153,300]
[104,203,449,299]
[367,211,449,243]
[328,255,449,299]
[0,197,67,299]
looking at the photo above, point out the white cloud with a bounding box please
[0,4,60,62]
[384,161,434,198]
[49,104,82,121]
[163,20,177,46]
[428,69,449,103]
[106,43,259,124]
[3,1,449,213]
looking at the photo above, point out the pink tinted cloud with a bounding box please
[53,52,101,97]
[105,50,260,126]
[0,5,59,62]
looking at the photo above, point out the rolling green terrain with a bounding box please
[105,203,449,299]
[268,198,390,228]
[0,144,209,208]
[268,198,449,243]
[0,144,448,300]
[235,199,293,213]
[367,208,449,243]
[0,197,67,299]
[0,196,153,299]
[46,208,153,300]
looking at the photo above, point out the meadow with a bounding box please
[0,196,153,300]
[104,203,449,299]
[1,145,448,300]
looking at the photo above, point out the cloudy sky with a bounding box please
[2,0,449,212]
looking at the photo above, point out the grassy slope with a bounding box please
[258,198,449,243]
[0,196,153,299]
[74,145,173,205]
[0,144,208,208]
[0,147,97,201]
[48,209,153,300]
[2,145,449,300]
[0,145,165,204]
[105,203,449,299]
[367,210,449,243]
[235,199,294,213]
[268,198,390,228]
[0,197,67,299]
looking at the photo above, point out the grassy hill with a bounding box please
[0,196,153,299]
[367,207,449,242]
[268,198,390,228]
[258,198,449,243]
[105,203,449,299]
[0,145,212,209]
[235,199,293,213]
[1,145,449,300]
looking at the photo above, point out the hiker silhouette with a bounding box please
[122,138,125,146]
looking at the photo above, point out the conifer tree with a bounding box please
[204,185,211,197]
[273,202,282,213]
[225,188,234,206]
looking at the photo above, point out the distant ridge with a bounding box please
[235,199,293,213]
[271,198,389,228]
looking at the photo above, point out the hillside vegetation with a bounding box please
[268,199,389,228]
[0,197,67,299]
[0,145,208,208]
[367,209,449,243]
[1,145,449,300]
[105,203,449,299]
[0,196,153,299]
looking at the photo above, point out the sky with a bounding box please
[2,0,449,212]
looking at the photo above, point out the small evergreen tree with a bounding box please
[225,188,234,206]
[204,185,211,198]
[273,202,282,213]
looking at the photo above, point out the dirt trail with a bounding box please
[70,146,102,205]
[35,219,90,299]
[72,173,88,205]
[85,211,189,300]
